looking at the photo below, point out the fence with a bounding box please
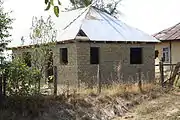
[155,59,180,87]
[0,63,156,99]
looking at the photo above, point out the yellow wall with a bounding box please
[155,41,180,64]
[171,41,180,64]
[155,42,169,62]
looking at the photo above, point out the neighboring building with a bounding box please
[11,6,159,87]
[154,23,180,67]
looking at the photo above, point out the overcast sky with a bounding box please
[3,0,180,47]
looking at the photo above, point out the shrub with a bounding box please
[5,58,42,96]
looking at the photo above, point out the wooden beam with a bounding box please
[53,66,58,96]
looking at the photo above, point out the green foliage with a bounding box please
[44,0,61,17]
[54,6,59,17]
[29,16,56,88]
[5,58,42,96]
[0,2,13,42]
[0,1,13,63]
[50,0,54,5]
[70,0,92,8]
[45,2,51,11]
[30,16,57,44]
[30,16,56,71]
[68,0,121,17]
[44,0,121,17]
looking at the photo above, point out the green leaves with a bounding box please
[44,0,60,17]
[54,6,59,17]
[58,0,61,5]
[6,58,42,96]
[50,0,54,5]
[45,0,49,4]
[84,0,91,6]
[0,1,13,65]
[45,2,51,11]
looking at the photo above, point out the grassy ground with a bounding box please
[115,90,180,120]
[1,83,180,120]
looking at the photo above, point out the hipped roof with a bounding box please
[153,23,180,41]
[57,6,159,42]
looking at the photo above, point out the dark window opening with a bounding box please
[155,50,159,59]
[130,48,143,64]
[60,48,68,65]
[22,52,31,67]
[77,29,87,37]
[90,47,99,64]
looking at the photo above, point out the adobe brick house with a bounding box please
[12,6,159,87]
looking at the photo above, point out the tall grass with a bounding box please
[75,83,156,97]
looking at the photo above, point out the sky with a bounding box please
[3,0,180,47]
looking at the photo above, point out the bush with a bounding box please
[5,58,42,96]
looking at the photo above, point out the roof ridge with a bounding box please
[96,9,126,39]
[57,5,158,42]
[62,6,91,31]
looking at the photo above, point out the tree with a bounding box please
[0,0,13,102]
[30,16,57,45]
[29,16,57,91]
[0,1,13,65]
[44,0,61,17]
[69,0,122,17]
[44,0,122,17]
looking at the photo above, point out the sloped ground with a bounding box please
[116,91,180,120]
[0,93,133,120]
[0,85,179,120]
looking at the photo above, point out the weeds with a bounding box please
[78,83,156,97]
[0,83,162,120]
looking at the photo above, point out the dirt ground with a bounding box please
[1,85,180,120]
[115,91,180,120]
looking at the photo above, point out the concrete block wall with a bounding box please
[53,43,78,86]
[120,43,155,83]
[76,42,155,85]
[12,42,155,87]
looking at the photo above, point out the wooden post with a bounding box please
[97,65,101,94]
[138,68,143,93]
[3,73,6,96]
[53,66,57,96]
[169,62,180,86]
[38,77,40,94]
[159,59,164,87]
[0,74,2,105]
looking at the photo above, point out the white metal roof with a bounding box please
[56,6,159,42]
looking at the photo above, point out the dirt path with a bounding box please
[115,92,180,120]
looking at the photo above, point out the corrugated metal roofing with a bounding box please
[56,6,159,42]
[153,23,180,41]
